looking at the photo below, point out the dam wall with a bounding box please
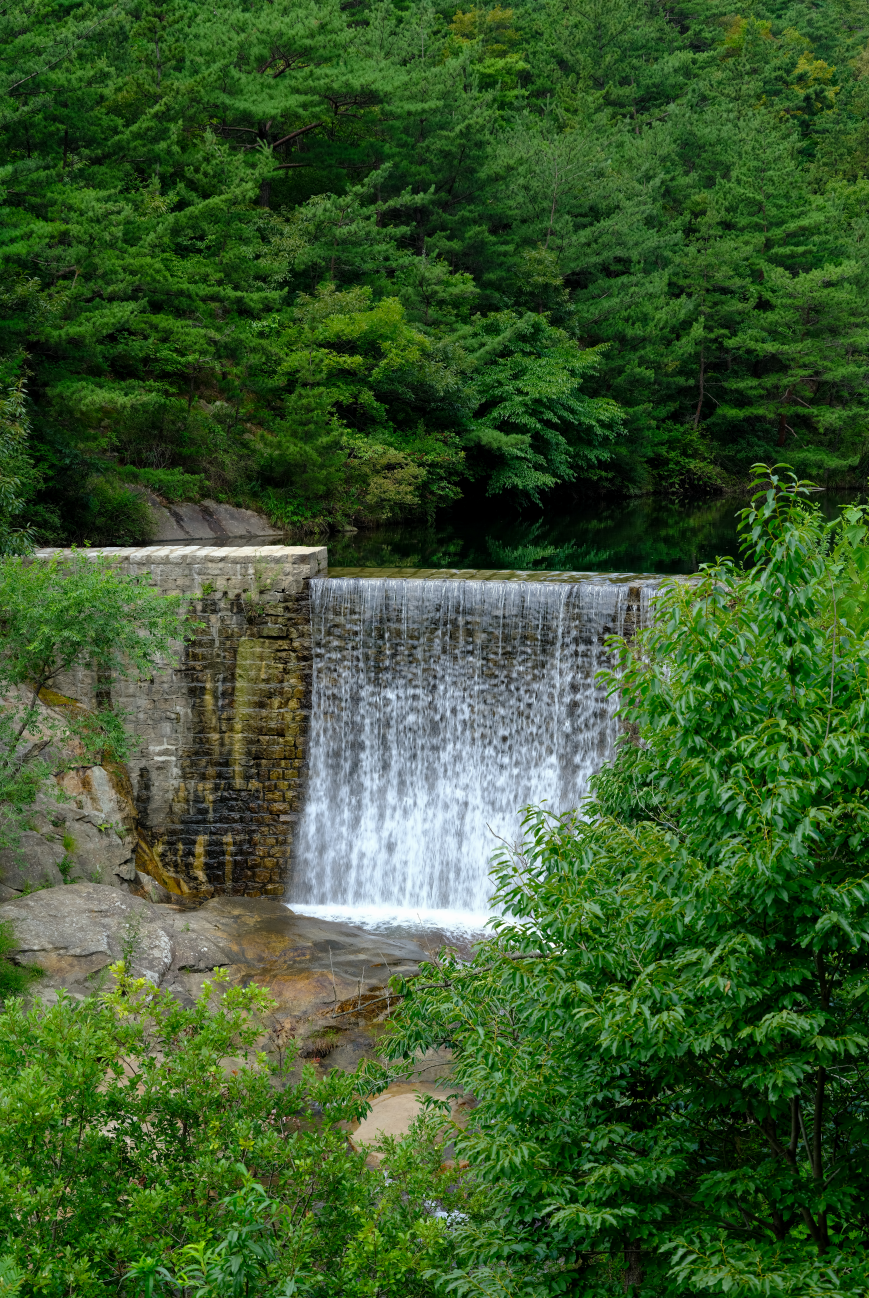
[36,545,326,899]
[32,548,659,912]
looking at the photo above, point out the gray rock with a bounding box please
[1,884,428,1016]
[56,815,137,886]
[146,496,280,543]
[3,765,139,897]
[0,832,65,892]
[1,883,174,988]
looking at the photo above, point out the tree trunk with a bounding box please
[777,411,787,446]
[623,1243,644,1292]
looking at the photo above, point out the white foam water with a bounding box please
[288,576,646,913]
[284,903,492,937]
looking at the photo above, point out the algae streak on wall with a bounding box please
[40,545,326,899]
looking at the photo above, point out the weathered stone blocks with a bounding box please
[36,544,326,899]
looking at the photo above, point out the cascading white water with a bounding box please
[287,576,647,921]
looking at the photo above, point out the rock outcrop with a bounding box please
[2,883,427,1022]
[4,883,175,987]
[0,690,142,900]
[144,495,281,543]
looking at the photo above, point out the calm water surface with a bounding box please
[327,491,864,575]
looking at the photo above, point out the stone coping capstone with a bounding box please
[35,544,325,562]
[326,566,674,584]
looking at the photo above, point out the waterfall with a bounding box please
[288,576,646,919]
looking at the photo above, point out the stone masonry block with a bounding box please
[33,545,323,897]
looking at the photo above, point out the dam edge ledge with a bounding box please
[32,545,664,904]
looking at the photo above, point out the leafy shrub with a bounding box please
[0,968,478,1295]
[391,467,869,1297]
[116,466,210,504]
[253,486,330,535]
[0,921,39,999]
[79,476,156,545]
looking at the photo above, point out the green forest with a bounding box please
[3,0,869,544]
[1,475,869,1297]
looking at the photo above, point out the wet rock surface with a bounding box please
[2,885,427,1024]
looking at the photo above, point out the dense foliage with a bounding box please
[390,470,869,1295]
[0,550,187,853]
[4,0,869,541]
[0,968,476,1297]
[0,384,34,553]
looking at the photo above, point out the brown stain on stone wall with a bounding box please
[621,584,644,640]
[136,582,313,898]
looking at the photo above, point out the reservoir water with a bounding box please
[325,490,862,575]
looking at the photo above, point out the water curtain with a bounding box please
[289,577,648,914]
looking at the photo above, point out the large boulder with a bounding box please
[144,494,280,543]
[1,884,427,1020]
[0,832,65,897]
[1,883,173,987]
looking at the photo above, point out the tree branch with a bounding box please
[8,2,129,94]
[270,122,323,151]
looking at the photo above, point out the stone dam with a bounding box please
[32,545,659,915]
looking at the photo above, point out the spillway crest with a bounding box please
[289,576,645,913]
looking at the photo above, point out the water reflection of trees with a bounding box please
[325,492,862,574]
[486,499,741,573]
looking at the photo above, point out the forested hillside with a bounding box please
[3,0,869,543]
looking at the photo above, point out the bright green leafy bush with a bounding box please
[0,968,476,1296]
[0,922,39,999]
[391,468,869,1296]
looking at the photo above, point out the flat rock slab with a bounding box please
[147,497,281,542]
[172,897,426,1017]
[1,885,427,1018]
[1,884,173,988]
[350,1082,474,1165]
